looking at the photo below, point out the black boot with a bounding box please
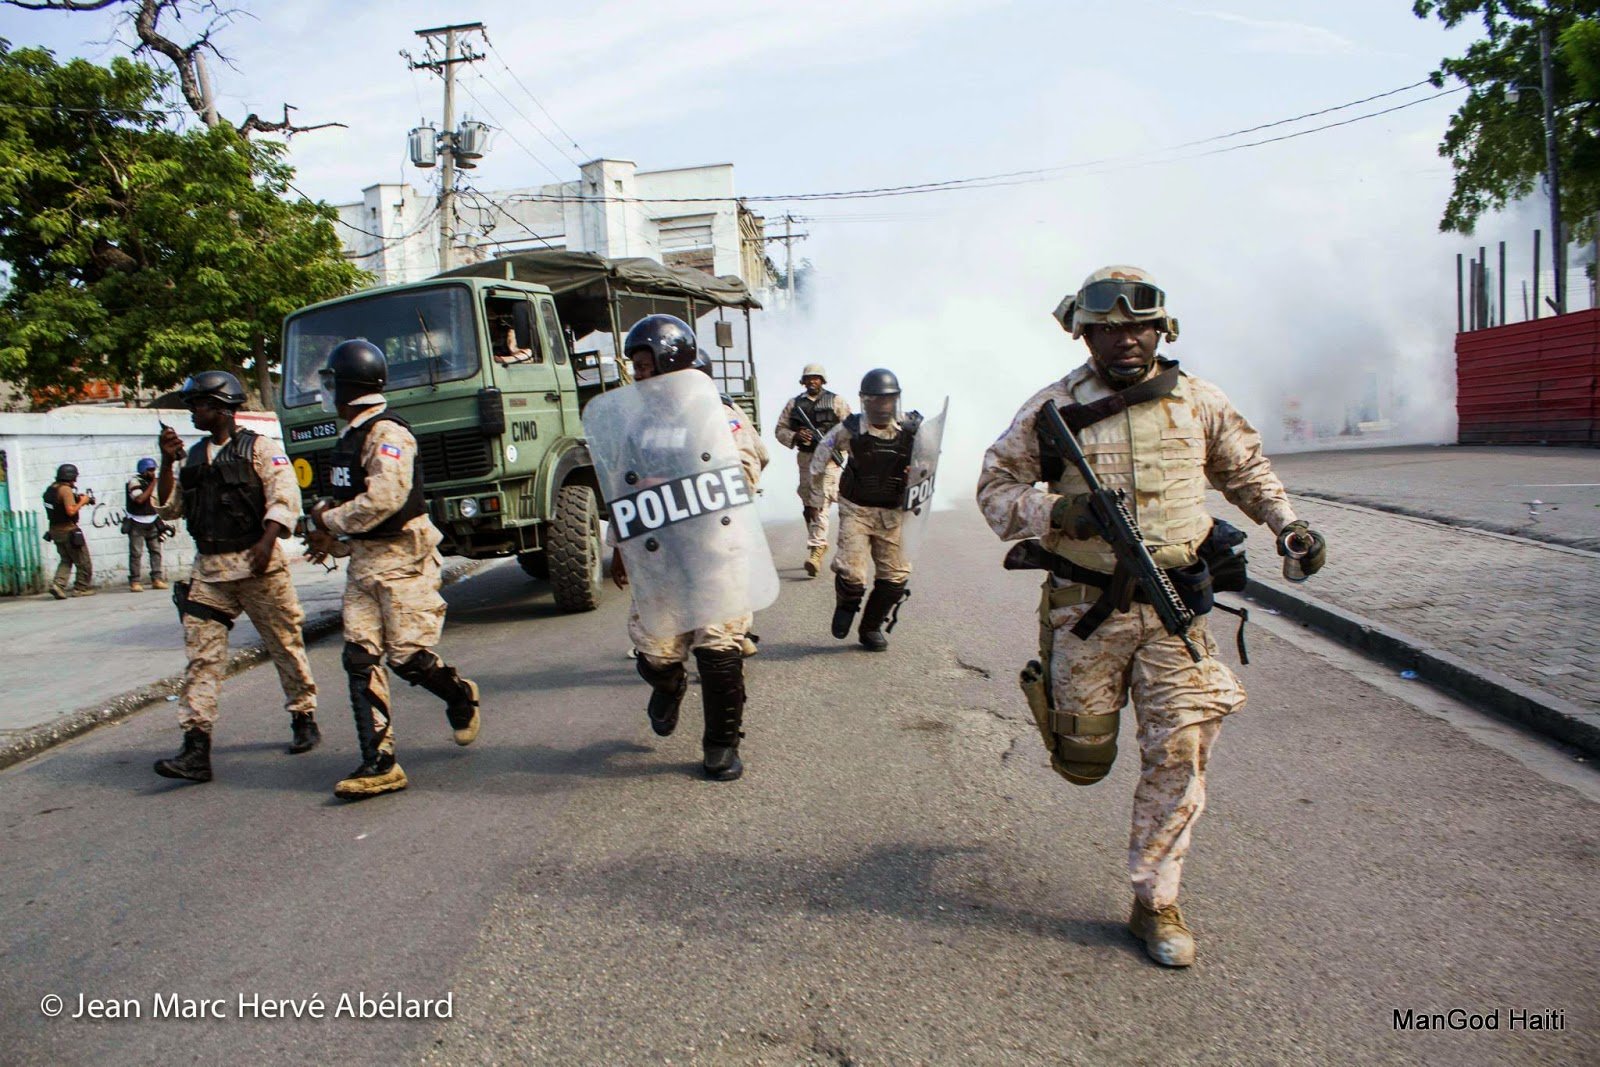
[154,728,213,783]
[288,712,321,754]
[636,656,687,737]
[831,575,865,639]
[858,580,909,652]
[394,650,481,746]
[695,647,746,781]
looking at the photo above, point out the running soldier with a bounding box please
[774,364,851,576]
[976,265,1327,967]
[152,371,320,783]
[305,339,481,801]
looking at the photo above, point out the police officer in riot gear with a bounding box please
[811,369,922,651]
[153,370,320,783]
[305,339,481,800]
[775,364,851,576]
[42,462,95,598]
[609,314,770,781]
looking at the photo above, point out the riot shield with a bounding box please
[583,370,779,636]
[899,397,948,563]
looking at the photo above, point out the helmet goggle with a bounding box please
[1076,279,1166,316]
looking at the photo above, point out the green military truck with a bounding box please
[277,250,763,612]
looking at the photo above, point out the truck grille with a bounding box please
[304,427,493,497]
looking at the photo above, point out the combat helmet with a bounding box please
[1052,265,1179,342]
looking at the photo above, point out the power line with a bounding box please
[456,72,566,182]
[483,36,590,160]
[473,69,585,169]
[497,79,1459,206]
[456,178,560,250]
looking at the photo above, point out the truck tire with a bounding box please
[548,484,603,612]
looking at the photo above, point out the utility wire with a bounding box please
[484,36,590,160]
[496,79,1460,206]
[456,73,566,182]
[475,70,585,169]
[456,179,560,250]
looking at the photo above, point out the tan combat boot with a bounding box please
[804,544,826,577]
[334,755,408,799]
[151,579,169,590]
[129,581,144,593]
[1129,898,1197,968]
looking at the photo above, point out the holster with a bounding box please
[172,580,235,631]
[1020,581,1119,786]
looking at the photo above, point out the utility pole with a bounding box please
[408,23,485,273]
[1539,18,1565,314]
[785,214,794,303]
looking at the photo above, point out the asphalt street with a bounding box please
[1,509,1595,1065]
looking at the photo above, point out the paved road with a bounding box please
[2,510,1595,1065]
[1271,445,1600,550]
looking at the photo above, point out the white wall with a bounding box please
[0,408,283,590]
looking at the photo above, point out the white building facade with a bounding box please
[336,159,777,296]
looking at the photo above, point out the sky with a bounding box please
[2,1,1539,505]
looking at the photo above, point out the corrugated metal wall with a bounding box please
[1457,309,1600,445]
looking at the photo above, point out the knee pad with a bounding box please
[693,647,746,705]
[834,574,865,606]
[1051,711,1121,786]
[636,655,685,691]
[342,641,381,675]
[391,649,442,685]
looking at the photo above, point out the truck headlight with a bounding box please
[458,498,480,519]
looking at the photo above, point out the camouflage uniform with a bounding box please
[320,400,472,766]
[775,390,851,550]
[812,420,913,587]
[627,402,769,663]
[976,360,1295,913]
[157,437,316,733]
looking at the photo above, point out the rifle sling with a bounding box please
[1059,362,1180,433]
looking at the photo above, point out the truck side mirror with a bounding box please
[512,302,535,352]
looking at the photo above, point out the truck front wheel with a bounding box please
[547,483,603,612]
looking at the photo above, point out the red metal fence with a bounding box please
[1457,309,1600,445]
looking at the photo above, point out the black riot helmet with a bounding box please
[55,463,79,484]
[320,338,388,409]
[179,370,248,409]
[623,315,709,378]
[859,368,901,396]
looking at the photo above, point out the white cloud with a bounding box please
[1187,9,1358,55]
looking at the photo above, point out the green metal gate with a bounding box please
[0,450,45,595]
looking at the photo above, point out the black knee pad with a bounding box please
[636,655,686,690]
[834,573,865,606]
[693,646,744,688]
[342,641,381,675]
[391,649,442,685]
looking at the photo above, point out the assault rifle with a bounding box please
[1035,401,1202,663]
[791,401,844,466]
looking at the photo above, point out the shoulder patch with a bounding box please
[379,443,404,459]
[729,417,743,432]
[271,455,290,467]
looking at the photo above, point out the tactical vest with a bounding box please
[1041,366,1210,573]
[41,483,73,527]
[179,428,266,555]
[839,413,920,508]
[328,413,426,539]
[125,477,157,518]
[789,390,841,453]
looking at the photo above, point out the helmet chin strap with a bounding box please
[1095,355,1155,387]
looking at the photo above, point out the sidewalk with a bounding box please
[0,553,480,769]
[1219,444,1599,755]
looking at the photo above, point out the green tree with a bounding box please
[0,42,364,408]
[1415,1,1600,236]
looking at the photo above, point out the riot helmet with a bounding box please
[55,463,79,484]
[623,315,708,379]
[319,338,388,413]
[136,458,157,476]
[859,368,902,427]
[179,370,248,409]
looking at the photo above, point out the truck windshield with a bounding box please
[282,285,480,408]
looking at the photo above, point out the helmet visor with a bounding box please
[318,367,338,414]
[1077,279,1165,316]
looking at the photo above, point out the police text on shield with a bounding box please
[610,466,753,541]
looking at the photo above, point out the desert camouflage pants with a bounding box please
[1046,588,1245,910]
[796,450,840,549]
[343,553,448,757]
[180,569,316,733]
[628,599,751,671]
[830,499,911,586]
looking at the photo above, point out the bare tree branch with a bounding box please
[2,1,121,10]
[237,103,345,139]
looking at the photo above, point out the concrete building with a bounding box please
[336,159,778,298]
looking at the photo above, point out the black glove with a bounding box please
[1050,495,1097,540]
[1276,520,1327,576]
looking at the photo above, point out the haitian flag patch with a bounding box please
[271,455,291,466]
[379,443,404,459]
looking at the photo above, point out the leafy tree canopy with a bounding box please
[1415,1,1600,235]
[0,41,364,408]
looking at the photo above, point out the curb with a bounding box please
[1243,578,1600,759]
[1290,488,1600,554]
[0,559,488,773]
